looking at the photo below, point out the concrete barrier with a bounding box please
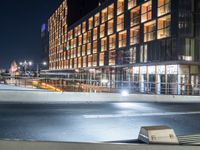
[0,90,200,104]
[0,140,198,150]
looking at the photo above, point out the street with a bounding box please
[0,102,200,142]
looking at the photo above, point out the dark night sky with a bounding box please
[0,0,63,69]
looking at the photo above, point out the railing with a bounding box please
[1,76,200,96]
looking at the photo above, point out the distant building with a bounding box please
[46,0,200,95]
[9,60,18,76]
[41,23,49,69]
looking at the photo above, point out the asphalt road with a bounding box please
[0,102,200,142]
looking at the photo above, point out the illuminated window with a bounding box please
[108,20,114,35]
[117,14,124,32]
[82,45,86,56]
[144,20,156,42]
[77,46,81,57]
[88,17,93,30]
[93,54,97,67]
[101,37,107,51]
[78,35,82,46]
[73,38,77,48]
[130,47,136,64]
[157,15,171,39]
[109,50,116,65]
[108,4,114,20]
[128,0,137,10]
[77,25,81,35]
[118,31,127,48]
[83,33,87,44]
[87,43,91,55]
[82,21,86,33]
[117,0,124,15]
[94,13,100,27]
[78,57,82,68]
[130,26,140,45]
[87,31,92,43]
[141,0,152,23]
[73,48,77,58]
[93,40,98,53]
[68,30,73,40]
[158,0,171,17]
[130,6,140,27]
[88,55,92,67]
[101,8,108,23]
[70,59,73,69]
[74,58,77,69]
[83,56,87,67]
[93,27,98,40]
[100,24,105,38]
[99,52,105,66]
[109,34,116,50]
[71,49,74,58]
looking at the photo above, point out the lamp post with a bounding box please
[36,61,47,77]
[19,60,33,76]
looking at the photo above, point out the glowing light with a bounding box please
[101,79,109,84]
[121,90,129,97]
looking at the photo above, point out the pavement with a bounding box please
[0,102,200,142]
[0,84,44,91]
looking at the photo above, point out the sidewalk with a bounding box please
[0,87,200,104]
[0,84,43,91]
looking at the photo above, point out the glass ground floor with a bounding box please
[43,63,200,95]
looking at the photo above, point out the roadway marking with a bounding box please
[83,111,200,119]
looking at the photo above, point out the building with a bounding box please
[41,23,49,68]
[47,0,200,95]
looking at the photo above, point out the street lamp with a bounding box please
[36,61,48,77]
[19,60,33,75]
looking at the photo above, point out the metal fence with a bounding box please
[1,76,200,96]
